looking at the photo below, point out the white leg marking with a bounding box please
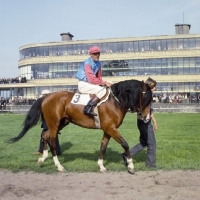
[38,150,48,165]
[53,156,66,172]
[127,158,135,174]
[97,159,107,173]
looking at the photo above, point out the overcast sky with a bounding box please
[1,0,200,77]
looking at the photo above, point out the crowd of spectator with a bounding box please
[153,93,200,104]
[12,96,38,105]
[0,96,38,109]
[0,76,27,84]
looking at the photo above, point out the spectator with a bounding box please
[0,97,6,109]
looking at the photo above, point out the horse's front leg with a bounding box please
[97,132,110,173]
[120,137,135,174]
[109,129,135,174]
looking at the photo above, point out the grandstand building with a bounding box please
[0,24,200,101]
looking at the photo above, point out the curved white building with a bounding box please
[1,24,200,100]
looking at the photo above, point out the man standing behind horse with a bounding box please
[75,46,112,116]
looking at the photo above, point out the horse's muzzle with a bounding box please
[137,112,150,123]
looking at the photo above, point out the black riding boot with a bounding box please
[83,95,100,116]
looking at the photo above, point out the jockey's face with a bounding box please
[91,52,100,61]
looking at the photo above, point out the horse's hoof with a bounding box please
[57,167,67,173]
[128,168,135,174]
[38,158,43,166]
[100,168,107,173]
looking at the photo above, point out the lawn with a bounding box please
[0,113,199,173]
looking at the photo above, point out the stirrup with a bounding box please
[83,106,97,116]
[87,110,97,116]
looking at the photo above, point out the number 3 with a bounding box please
[73,94,80,103]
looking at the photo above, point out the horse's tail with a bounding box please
[8,96,45,143]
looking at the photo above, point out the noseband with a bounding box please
[130,83,147,116]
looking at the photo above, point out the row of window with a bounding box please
[19,37,200,59]
[19,57,200,79]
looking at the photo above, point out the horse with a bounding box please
[9,79,155,174]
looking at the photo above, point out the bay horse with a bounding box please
[9,79,155,174]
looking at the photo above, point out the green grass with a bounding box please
[0,113,200,173]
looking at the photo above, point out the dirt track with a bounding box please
[0,170,200,200]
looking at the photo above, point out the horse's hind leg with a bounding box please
[47,128,66,173]
[38,131,49,166]
[97,132,111,173]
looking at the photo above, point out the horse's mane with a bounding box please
[110,79,152,110]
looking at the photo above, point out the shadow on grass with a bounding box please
[60,146,147,164]
[60,142,73,153]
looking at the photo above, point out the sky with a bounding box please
[1,0,200,78]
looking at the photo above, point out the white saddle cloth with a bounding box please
[71,89,110,106]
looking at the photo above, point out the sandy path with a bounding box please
[0,170,200,200]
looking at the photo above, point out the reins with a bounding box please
[109,87,121,105]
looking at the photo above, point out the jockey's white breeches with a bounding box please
[78,81,106,99]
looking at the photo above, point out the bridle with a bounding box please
[136,91,147,117]
[130,83,148,118]
[130,91,146,111]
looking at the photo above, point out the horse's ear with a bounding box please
[141,80,145,87]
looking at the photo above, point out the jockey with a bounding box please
[75,46,112,116]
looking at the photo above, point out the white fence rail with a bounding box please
[1,103,200,114]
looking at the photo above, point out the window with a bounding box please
[52,46,58,56]
[144,59,150,75]
[156,40,161,51]
[63,45,68,55]
[172,58,178,74]
[183,58,189,74]
[195,38,200,49]
[167,58,173,75]
[117,42,123,52]
[178,39,183,50]
[122,42,128,52]
[35,47,40,57]
[138,59,145,75]
[133,41,138,52]
[161,58,168,75]
[108,43,113,53]
[189,38,195,49]
[43,47,49,56]
[57,46,63,56]
[190,58,195,74]
[112,43,117,53]
[178,58,183,74]
[161,40,167,50]
[102,43,108,53]
[167,39,173,50]
[196,57,200,74]
[139,41,144,52]
[39,47,44,56]
[127,41,134,52]
[183,38,189,49]
[143,41,149,51]
[68,45,73,55]
[150,40,156,51]
[172,39,178,50]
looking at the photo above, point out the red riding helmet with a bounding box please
[89,46,101,54]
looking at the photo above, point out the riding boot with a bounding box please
[83,95,100,116]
